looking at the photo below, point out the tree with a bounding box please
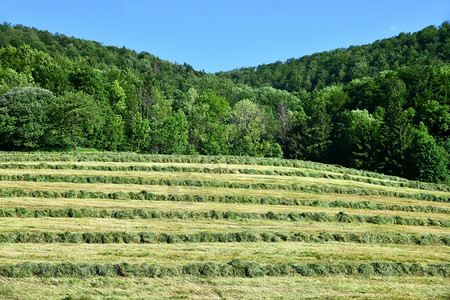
[285,108,309,159]
[189,90,230,155]
[162,109,192,154]
[332,109,382,170]
[405,124,448,183]
[0,87,54,149]
[0,45,67,94]
[276,101,292,153]
[0,67,34,94]
[380,98,413,177]
[130,115,150,152]
[229,99,280,157]
[96,80,127,151]
[50,91,103,150]
[68,66,108,102]
[305,100,332,162]
[145,86,173,153]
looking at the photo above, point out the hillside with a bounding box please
[216,24,450,92]
[0,151,448,298]
[0,22,449,183]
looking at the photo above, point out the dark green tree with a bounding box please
[0,87,54,149]
[381,99,413,177]
[50,91,103,150]
[332,109,382,170]
[405,124,448,183]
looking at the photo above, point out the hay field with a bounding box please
[0,152,448,299]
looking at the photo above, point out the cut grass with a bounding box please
[0,161,425,188]
[0,242,448,265]
[0,152,441,186]
[1,168,448,197]
[0,182,447,208]
[1,207,448,228]
[0,276,448,299]
[0,260,448,278]
[0,161,346,177]
[1,197,447,219]
[2,230,448,246]
[2,217,449,235]
[0,151,448,299]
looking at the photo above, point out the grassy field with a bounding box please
[0,152,448,299]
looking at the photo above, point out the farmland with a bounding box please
[0,151,448,299]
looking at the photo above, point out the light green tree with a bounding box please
[50,91,103,150]
[230,99,273,156]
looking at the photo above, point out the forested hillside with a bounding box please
[0,22,448,183]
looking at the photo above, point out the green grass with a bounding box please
[0,242,448,265]
[2,230,448,246]
[1,276,448,299]
[1,196,448,217]
[0,151,448,299]
[1,162,446,192]
[0,170,448,198]
[2,217,450,235]
[0,207,448,228]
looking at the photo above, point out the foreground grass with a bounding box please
[2,217,449,235]
[0,242,448,265]
[0,276,448,299]
[0,152,448,299]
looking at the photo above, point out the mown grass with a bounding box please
[2,217,449,236]
[0,276,448,299]
[1,161,439,190]
[0,182,447,208]
[0,242,448,265]
[0,151,448,299]
[1,197,447,219]
[1,168,448,197]
[0,207,448,228]
[2,230,448,246]
[0,152,442,188]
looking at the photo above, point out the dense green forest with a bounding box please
[0,22,448,183]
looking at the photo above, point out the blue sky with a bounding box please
[1,0,449,73]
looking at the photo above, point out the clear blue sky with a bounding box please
[1,0,449,73]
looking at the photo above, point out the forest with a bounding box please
[0,22,448,183]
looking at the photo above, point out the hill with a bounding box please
[216,24,450,92]
[0,22,448,183]
[0,151,448,298]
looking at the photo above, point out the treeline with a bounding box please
[0,22,448,182]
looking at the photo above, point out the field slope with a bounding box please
[0,152,449,299]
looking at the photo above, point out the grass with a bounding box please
[1,208,448,229]
[1,168,448,197]
[2,217,449,235]
[0,151,448,299]
[1,197,448,220]
[0,276,448,299]
[0,181,447,208]
[0,242,448,265]
[0,160,421,188]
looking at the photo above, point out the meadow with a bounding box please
[0,151,448,299]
